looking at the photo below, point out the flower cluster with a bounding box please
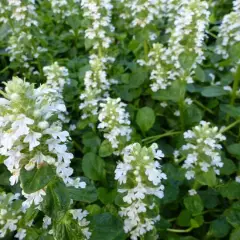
[138,43,172,91]
[48,0,81,20]
[81,0,114,50]
[0,192,23,239]
[167,0,209,68]
[79,0,118,123]
[216,0,240,59]
[119,0,164,29]
[98,98,132,153]
[115,143,167,239]
[43,62,70,93]
[0,0,47,70]
[139,0,210,91]
[0,76,85,208]
[0,0,38,26]
[79,55,116,121]
[175,121,226,180]
[69,209,91,239]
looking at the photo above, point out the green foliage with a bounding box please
[0,0,239,239]
[82,153,106,181]
[136,107,156,132]
[89,213,126,240]
[184,195,204,215]
[20,164,56,194]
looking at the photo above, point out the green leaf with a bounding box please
[82,153,106,181]
[230,227,240,240]
[160,182,179,204]
[136,107,155,132]
[179,52,196,70]
[184,104,203,127]
[201,86,228,97]
[225,202,240,228]
[20,164,55,194]
[227,144,240,158]
[89,213,126,240]
[195,66,205,82]
[199,189,219,209]
[67,184,98,203]
[217,181,240,200]
[220,104,240,118]
[190,215,204,229]
[98,187,117,205]
[86,204,102,216]
[53,213,86,240]
[155,217,171,230]
[196,169,217,187]
[184,195,204,215]
[82,132,101,153]
[177,210,191,227]
[41,180,70,219]
[208,217,231,238]
[152,80,184,102]
[220,158,237,176]
[99,140,113,157]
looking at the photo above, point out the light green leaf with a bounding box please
[136,107,155,132]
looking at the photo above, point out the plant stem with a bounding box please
[221,119,240,133]
[167,227,193,233]
[142,131,181,143]
[226,65,240,122]
[194,99,214,115]
[179,80,186,131]
[73,140,82,151]
[144,40,148,61]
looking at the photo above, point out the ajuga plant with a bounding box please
[1,0,240,240]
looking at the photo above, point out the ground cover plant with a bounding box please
[0,0,240,239]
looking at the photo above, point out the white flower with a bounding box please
[69,209,91,239]
[180,122,225,181]
[98,98,132,152]
[188,189,197,196]
[15,229,26,240]
[42,216,51,229]
[22,189,46,211]
[23,131,42,151]
[236,176,240,183]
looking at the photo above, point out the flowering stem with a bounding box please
[194,99,214,114]
[221,119,240,133]
[144,40,148,61]
[226,65,240,122]
[142,131,181,144]
[179,80,186,131]
[167,227,193,233]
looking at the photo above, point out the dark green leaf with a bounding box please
[208,217,231,238]
[227,144,240,158]
[67,184,97,203]
[41,180,70,219]
[184,195,204,215]
[217,181,240,200]
[97,187,117,205]
[20,164,55,194]
[89,213,126,240]
[82,153,106,181]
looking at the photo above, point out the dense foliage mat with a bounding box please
[0,0,240,239]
